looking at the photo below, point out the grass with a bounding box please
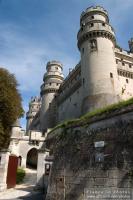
[49,98,133,134]
[81,97,133,120]
[16,167,25,184]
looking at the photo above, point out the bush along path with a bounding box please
[16,167,25,184]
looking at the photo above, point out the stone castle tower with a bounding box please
[40,61,64,131]
[78,6,120,113]
[26,96,41,134]
[26,6,133,133]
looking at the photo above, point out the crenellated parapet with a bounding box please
[78,6,115,50]
[46,60,63,70]
[80,6,109,22]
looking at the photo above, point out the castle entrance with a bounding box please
[26,148,38,169]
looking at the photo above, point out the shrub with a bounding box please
[16,167,25,184]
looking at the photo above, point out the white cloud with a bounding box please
[0,22,79,96]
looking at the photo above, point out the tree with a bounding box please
[0,68,24,150]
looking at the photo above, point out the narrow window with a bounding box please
[83,78,85,85]
[49,83,51,86]
[126,79,129,83]
[116,60,118,64]
[122,62,125,66]
[59,177,64,182]
[90,39,97,51]
[56,83,59,86]
[110,73,113,78]
[129,64,132,68]
[45,164,51,175]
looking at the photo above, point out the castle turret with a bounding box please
[11,119,22,138]
[129,38,133,53]
[26,96,41,134]
[40,61,64,131]
[77,6,120,113]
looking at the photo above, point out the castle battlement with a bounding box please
[46,60,63,70]
[80,6,108,21]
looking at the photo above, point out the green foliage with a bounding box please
[50,98,133,134]
[0,121,5,148]
[0,68,24,150]
[81,97,133,121]
[16,167,25,184]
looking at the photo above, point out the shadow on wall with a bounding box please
[26,148,38,169]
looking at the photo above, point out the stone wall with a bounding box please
[45,106,133,200]
[0,150,10,191]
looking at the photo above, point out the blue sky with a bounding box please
[0,0,133,128]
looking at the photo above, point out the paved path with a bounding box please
[0,168,44,200]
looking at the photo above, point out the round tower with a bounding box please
[11,119,22,138]
[40,61,64,131]
[26,96,41,134]
[77,6,120,113]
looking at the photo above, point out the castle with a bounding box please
[26,6,133,134]
[1,5,133,193]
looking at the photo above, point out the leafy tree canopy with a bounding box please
[0,68,24,150]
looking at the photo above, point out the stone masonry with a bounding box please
[45,105,133,200]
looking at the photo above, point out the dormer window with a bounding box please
[102,23,105,26]
[90,23,94,27]
[91,16,94,19]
